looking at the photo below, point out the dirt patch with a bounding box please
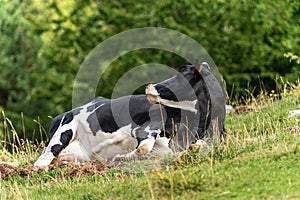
[235,105,256,114]
[0,160,108,180]
[0,162,33,179]
[65,160,107,178]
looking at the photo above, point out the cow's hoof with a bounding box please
[189,140,209,150]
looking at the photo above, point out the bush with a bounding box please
[25,0,300,101]
[0,0,299,135]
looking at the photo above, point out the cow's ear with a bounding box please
[192,67,201,76]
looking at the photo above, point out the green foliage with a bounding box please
[0,0,41,114]
[24,0,300,102]
[0,0,57,140]
[0,0,65,120]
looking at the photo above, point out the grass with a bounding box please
[1,85,300,199]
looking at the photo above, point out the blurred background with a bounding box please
[0,0,299,141]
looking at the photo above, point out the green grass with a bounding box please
[1,88,300,199]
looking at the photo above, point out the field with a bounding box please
[1,86,300,200]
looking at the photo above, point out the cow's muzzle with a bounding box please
[146,84,161,104]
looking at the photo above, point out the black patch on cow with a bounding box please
[50,129,73,156]
[51,144,63,157]
[87,103,120,135]
[87,112,102,135]
[131,112,150,126]
[61,112,73,126]
[46,114,64,146]
[154,84,178,101]
[60,129,73,144]
[192,76,211,139]
[151,64,215,145]
[129,95,153,126]
[161,107,181,138]
[72,107,83,116]
[155,66,203,102]
[199,63,225,139]
[136,137,145,147]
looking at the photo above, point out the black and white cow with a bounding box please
[34,62,225,167]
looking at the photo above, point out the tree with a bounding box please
[0,0,46,116]
[21,0,300,115]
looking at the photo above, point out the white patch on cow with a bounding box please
[112,125,161,161]
[151,137,172,155]
[113,136,156,160]
[131,126,139,138]
[144,126,161,136]
[58,140,91,162]
[138,136,156,153]
[159,99,198,113]
[113,136,172,161]
[90,124,137,160]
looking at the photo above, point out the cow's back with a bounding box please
[86,95,153,134]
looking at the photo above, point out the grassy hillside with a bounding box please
[1,85,300,199]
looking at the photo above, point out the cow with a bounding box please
[145,62,226,151]
[34,62,225,167]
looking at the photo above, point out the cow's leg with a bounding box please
[57,140,91,163]
[112,123,161,161]
[112,138,156,161]
[34,120,77,167]
[188,139,211,158]
[151,136,172,155]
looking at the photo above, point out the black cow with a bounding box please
[146,62,226,150]
[34,62,225,167]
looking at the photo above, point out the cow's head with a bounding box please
[146,63,209,112]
